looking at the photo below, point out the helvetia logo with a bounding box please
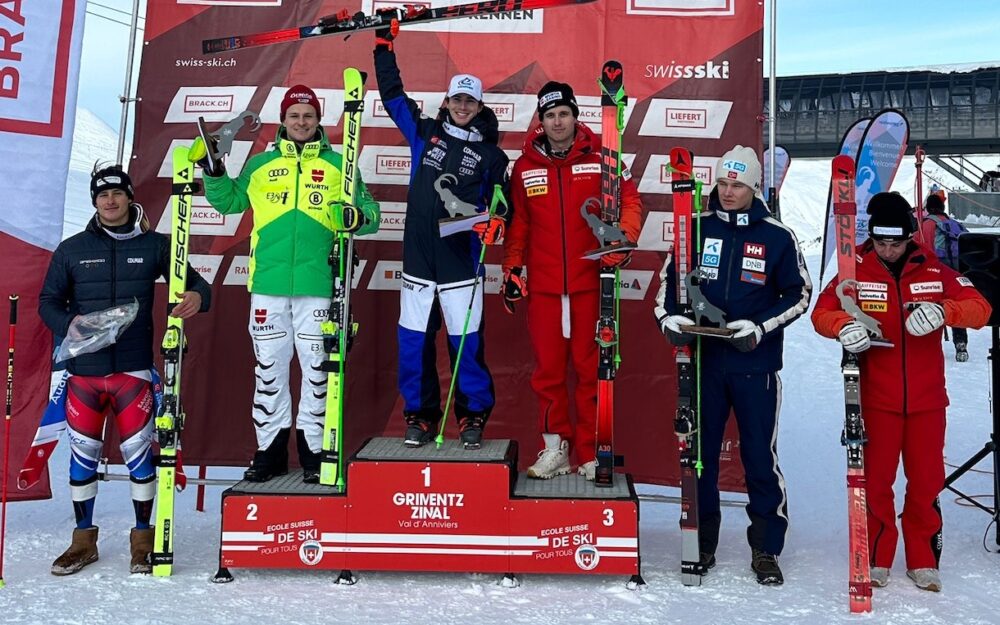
[574,544,600,571]
[299,540,324,566]
[645,60,730,80]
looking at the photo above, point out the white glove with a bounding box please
[838,321,871,353]
[726,319,762,352]
[905,302,945,336]
[664,315,695,334]
[661,315,695,347]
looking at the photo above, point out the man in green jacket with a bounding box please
[202,85,380,483]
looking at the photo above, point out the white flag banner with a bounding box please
[0,0,86,251]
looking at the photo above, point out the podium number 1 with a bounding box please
[421,465,431,487]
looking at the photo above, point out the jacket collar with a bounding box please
[276,125,330,162]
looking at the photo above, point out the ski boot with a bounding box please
[296,430,321,484]
[751,548,784,586]
[244,428,290,482]
[404,416,435,448]
[458,415,486,450]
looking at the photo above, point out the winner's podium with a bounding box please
[215,437,642,586]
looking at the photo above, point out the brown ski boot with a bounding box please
[51,527,99,576]
[130,527,154,574]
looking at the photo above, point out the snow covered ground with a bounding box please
[3,115,997,624]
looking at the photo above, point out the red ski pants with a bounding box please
[526,290,598,464]
[864,406,945,570]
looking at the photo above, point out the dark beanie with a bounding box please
[925,193,945,214]
[90,165,135,207]
[537,81,579,119]
[867,192,915,240]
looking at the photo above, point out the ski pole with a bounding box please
[436,187,508,447]
[692,182,704,476]
[1,294,19,589]
[914,145,926,245]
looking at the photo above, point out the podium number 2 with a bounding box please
[246,503,258,521]
[421,465,431,487]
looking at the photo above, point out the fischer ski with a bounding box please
[832,154,872,613]
[670,146,704,586]
[319,68,366,488]
[203,0,596,54]
[152,146,198,577]
[591,60,628,488]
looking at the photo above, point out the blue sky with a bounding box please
[79,0,1000,128]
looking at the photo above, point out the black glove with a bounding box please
[502,267,527,314]
[190,135,224,177]
[660,315,696,347]
[726,320,761,352]
[375,14,399,50]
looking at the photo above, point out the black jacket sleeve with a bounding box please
[38,245,76,336]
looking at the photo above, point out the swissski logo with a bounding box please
[254,308,267,324]
[311,169,324,183]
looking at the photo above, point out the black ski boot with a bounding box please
[404,415,435,448]
[296,430,321,484]
[751,548,784,586]
[458,414,486,450]
[244,428,290,482]
[699,552,717,572]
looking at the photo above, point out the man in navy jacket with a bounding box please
[653,146,812,585]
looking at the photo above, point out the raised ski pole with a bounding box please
[914,145,926,245]
[0,295,18,589]
[436,187,507,448]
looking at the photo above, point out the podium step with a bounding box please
[355,436,513,462]
[513,472,634,499]
[229,469,343,495]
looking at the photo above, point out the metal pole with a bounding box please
[768,0,777,196]
[115,0,142,166]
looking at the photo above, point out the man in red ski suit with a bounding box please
[812,192,990,592]
[502,82,642,480]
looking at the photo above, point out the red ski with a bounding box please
[670,147,703,585]
[203,0,597,54]
[832,154,872,613]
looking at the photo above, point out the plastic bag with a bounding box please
[55,300,139,363]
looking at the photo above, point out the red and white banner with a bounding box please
[131,0,763,489]
[0,0,87,501]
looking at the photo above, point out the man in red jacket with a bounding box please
[503,81,643,480]
[812,192,990,592]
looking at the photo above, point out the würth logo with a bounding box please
[254,308,267,324]
[312,169,324,183]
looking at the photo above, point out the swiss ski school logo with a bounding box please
[254,308,267,324]
[299,540,324,566]
[574,544,600,571]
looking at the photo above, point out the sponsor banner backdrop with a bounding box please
[0,0,87,500]
[131,0,763,489]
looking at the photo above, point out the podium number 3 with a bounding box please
[603,508,614,526]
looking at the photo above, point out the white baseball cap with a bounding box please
[714,145,764,199]
[447,74,483,101]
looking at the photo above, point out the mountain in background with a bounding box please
[63,108,121,239]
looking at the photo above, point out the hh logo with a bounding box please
[744,243,765,258]
[312,169,324,183]
[254,308,267,324]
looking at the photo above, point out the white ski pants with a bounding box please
[248,294,329,453]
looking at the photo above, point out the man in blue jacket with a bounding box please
[653,146,812,585]
[373,21,509,450]
[39,164,211,576]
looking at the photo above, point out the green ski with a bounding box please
[152,146,197,576]
[319,68,366,488]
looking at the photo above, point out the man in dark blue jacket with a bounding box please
[654,146,812,585]
[373,21,509,450]
[39,164,210,576]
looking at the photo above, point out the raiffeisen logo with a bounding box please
[645,60,730,80]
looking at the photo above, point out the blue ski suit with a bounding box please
[374,46,509,425]
[654,194,812,556]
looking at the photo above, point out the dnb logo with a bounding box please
[574,544,600,571]
[299,540,324,566]
[254,308,267,324]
